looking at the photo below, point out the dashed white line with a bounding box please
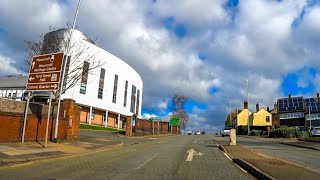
[135,153,159,170]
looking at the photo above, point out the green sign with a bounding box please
[170,117,180,126]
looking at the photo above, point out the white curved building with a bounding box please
[45,29,143,128]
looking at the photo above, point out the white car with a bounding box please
[221,127,231,137]
[310,127,320,136]
[195,131,201,135]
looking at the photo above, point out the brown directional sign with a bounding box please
[26,52,64,91]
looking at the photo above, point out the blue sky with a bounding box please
[0,0,320,132]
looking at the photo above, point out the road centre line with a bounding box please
[135,153,159,170]
[224,153,232,161]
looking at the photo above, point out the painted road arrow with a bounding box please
[186,149,204,161]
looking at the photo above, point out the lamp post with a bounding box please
[54,0,82,142]
[309,106,311,129]
[246,79,250,135]
[229,100,232,127]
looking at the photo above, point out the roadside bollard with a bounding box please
[229,129,236,145]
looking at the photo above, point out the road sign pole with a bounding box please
[21,92,31,143]
[45,92,53,148]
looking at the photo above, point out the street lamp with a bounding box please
[229,100,232,127]
[309,105,311,130]
[246,79,250,135]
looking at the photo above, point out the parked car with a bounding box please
[195,131,201,135]
[187,131,193,135]
[221,127,231,137]
[310,127,320,137]
[201,131,206,135]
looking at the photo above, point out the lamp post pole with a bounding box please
[229,101,232,127]
[246,80,250,135]
[54,0,82,142]
[309,106,311,129]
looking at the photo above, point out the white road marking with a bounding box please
[194,140,197,143]
[186,149,204,162]
[234,163,248,173]
[216,143,219,147]
[135,153,159,170]
[224,153,232,161]
[257,152,272,159]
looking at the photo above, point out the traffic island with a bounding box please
[219,144,320,180]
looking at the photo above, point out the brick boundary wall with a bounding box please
[129,118,179,136]
[0,98,81,142]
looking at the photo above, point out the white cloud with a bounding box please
[0,54,21,76]
[141,113,158,119]
[1,0,320,131]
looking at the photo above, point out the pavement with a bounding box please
[218,136,320,180]
[0,129,172,166]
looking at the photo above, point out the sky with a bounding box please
[0,0,320,132]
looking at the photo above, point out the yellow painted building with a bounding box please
[234,109,252,126]
[249,109,272,127]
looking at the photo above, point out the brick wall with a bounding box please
[0,98,80,142]
[128,119,174,136]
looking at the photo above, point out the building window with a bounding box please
[112,75,118,103]
[266,116,270,122]
[136,89,140,115]
[130,85,136,113]
[97,68,105,99]
[124,80,128,107]
[80,61,90,94]
[115,114,118,124]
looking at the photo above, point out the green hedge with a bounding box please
[250,130,261,136]
[269,126,309,138]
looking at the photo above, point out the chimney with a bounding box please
[288,93,291,98]
[317,93,319,98]
[267,106,270,112]
[274,102,277,111]
[244,100,248,109]
[256,102,259,112]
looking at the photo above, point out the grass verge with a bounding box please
[80,124,125,133]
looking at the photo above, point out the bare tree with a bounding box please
[170,95,190,130]
[22,25,101,99]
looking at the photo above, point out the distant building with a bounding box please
[269,102,279,129]
[249,102,272,131]
[276,93,320,128]
[231,101,252,134]
[0,28,144,130]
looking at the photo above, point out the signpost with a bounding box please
[23,52,64,147]
[26,53,64,91]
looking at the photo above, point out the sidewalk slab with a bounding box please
[221,144,320,180]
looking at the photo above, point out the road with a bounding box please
[237,136,320,172]
[0,135,252,180]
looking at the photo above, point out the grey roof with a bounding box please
[0,75,28,90]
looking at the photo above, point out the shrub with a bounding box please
[238,126,248,135]
[250,130,262,136]
[269,126,309,138]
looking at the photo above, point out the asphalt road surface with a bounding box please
[0,135,253,180]
[237,136,320,172]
